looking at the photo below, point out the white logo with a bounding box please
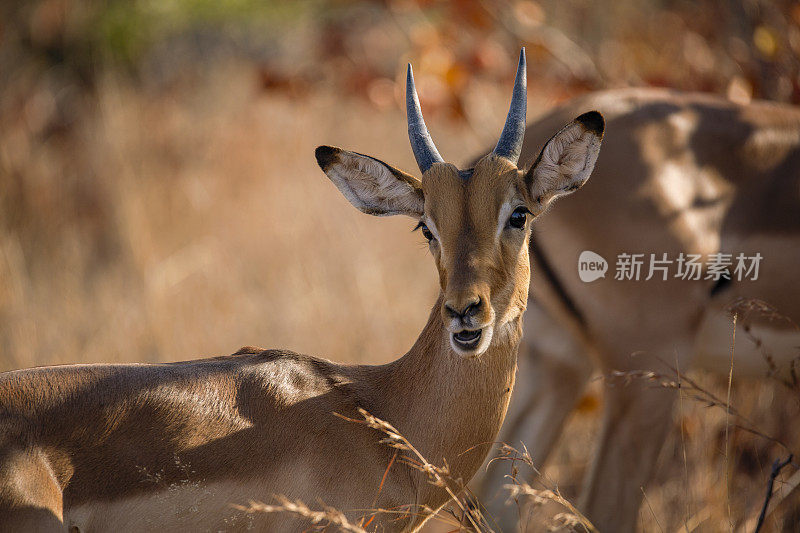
[578,250,608,282]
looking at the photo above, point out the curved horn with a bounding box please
[493,48,527,165]
[406,64,444,174]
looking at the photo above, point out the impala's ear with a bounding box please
[525,111,604,215]
[315,146,424,218]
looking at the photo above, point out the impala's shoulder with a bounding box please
[231,345,266,356]
[225,346,337,371]
[227,347,354,398]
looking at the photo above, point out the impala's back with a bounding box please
[522,88,800,368]
[0,351,400,531]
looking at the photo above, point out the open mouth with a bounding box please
[452,329,482,350]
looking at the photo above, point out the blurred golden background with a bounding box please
[2,1,800,531]
[4,0,799,368]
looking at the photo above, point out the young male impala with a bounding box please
[472,88,800,532]
[0,50,604,532]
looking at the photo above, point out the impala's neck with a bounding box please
[374,294,522,492]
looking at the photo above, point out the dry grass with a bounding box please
[498,443,597,533]
[234,496,369,533]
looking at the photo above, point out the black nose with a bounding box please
[445,297,482,321]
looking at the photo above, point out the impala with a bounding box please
[0,50,604,532]
[473,88,800,531]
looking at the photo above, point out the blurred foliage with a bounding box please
[93,0,313,65]
[3,0,800,104]
[1,0,319,84]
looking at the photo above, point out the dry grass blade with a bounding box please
[606,366,795,456]
[727,298,800,388]
[504,481,597,533]
[640,486,664,533]
[494,443,596,532]
[724,314,736,532]
[727,298,799,330]
[232,495,367,533]
[336,408,491,532]
[675,354,693,531]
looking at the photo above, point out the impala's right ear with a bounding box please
[315,146,424,218]
[524,111,604,215]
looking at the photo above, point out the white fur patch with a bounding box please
[324,151,423,217]
[495,199,516,239]
[529,121,601,212]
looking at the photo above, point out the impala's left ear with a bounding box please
[525,111,604,215]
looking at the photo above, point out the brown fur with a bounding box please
[0,115,602,531]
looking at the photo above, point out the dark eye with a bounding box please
[415,221,435,242]
[508,206,530,229]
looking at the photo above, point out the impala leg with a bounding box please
[578,337,691,533]
[579,384,675,532]
[0,446,64,532]
[473,303,592,532]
